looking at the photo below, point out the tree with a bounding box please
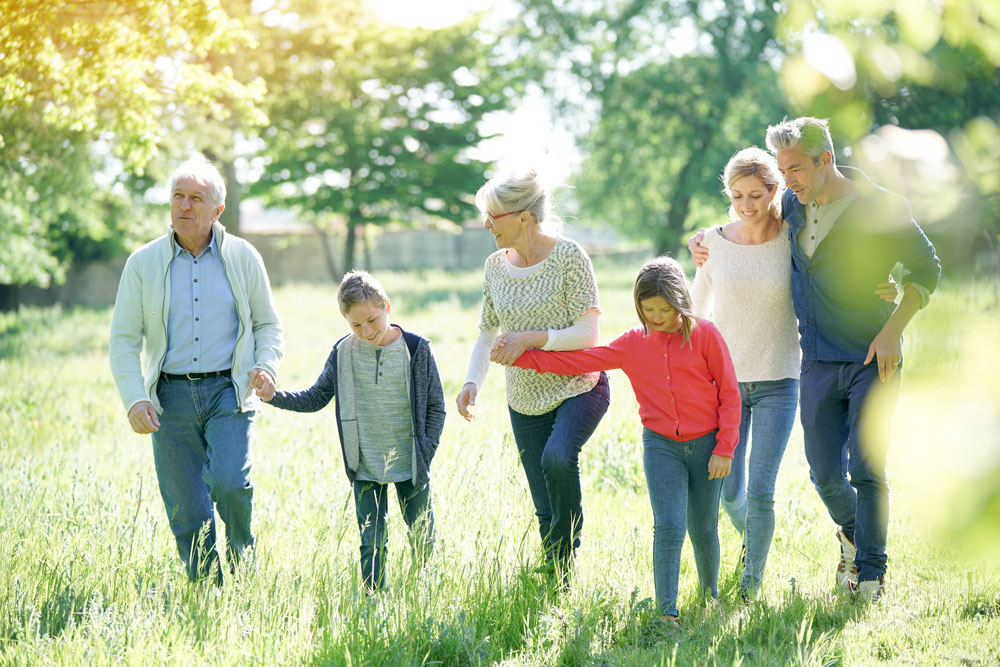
[511,0,788,255]
[245,0,513,275]
[0,0,265,287]
[777,0,1000,265]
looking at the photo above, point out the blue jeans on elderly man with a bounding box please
[151,374,256,583]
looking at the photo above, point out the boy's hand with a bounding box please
[456,382,477,421]
[687,228,709,267]
[248,368,275,401]
[707,454,731,480]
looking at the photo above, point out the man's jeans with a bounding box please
[643,428,723,618]
[353,479,434,592]
[508,372,610,564]
[152,375,255,583]
[800,359,900,582]
[722,378,799,594]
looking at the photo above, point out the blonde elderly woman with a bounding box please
[456,169,609,580]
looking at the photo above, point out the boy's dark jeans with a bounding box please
[353,479,434,591]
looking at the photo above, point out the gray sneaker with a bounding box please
[854,574,885,602]
[836,530,858,590]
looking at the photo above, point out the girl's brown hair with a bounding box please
[632,256,697,346]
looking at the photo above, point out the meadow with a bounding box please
[1,260,998,666]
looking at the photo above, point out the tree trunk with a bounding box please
[311,221,342,281]
[361,226,372,271]
[658,147,706,256]
[344,216,360,273]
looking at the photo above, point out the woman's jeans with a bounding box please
[353,479,434,591]
[151,375,255,583]
[643,428,723,618]
[508,372,610,564]
[721,378,799,593]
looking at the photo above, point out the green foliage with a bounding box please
[511,0,790,255]
[778,0,1000,269]
[2,268,999,663]
[0,0,266,286]
[245,0,515,273]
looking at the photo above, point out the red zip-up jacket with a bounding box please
[514,320,741,457]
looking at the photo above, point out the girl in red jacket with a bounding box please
[496,256,740,628]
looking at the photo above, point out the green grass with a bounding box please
[1,264,999,665]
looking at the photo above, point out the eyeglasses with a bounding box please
[484,209,525,225]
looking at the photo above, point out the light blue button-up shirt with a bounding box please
[161,232,239,374]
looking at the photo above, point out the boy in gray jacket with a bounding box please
[255,270,446,591]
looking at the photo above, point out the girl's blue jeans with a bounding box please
[642,428,723,617]
[722,378,799,594]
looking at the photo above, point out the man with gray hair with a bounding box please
[110,155,283,583]
[690,118,940,601]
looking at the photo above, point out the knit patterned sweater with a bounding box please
[479,237,601,415]
[690,222,800,382]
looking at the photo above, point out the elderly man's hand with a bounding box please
[127,401,160,434]
[248,368,275,401]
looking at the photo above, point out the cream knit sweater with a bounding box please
[690,222,800,382]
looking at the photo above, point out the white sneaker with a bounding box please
[855,575,885,602]
[836,530,858,590]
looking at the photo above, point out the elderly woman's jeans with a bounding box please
[151,375,255,583]
[353,479,434,592]
[722,378,799,594]
[642,428,723,618]
[800,359,899,583]
[508,372,610,565]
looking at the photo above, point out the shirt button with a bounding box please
[194,278,198,283]
[378,372,383,376]
[194,298,199,302]
[193,357,198,361]
[194,260,198,264]
[194,337,199,342]
[195,317,200,321]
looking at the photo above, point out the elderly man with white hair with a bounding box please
[110,155,283,583]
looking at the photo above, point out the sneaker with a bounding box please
[654,614,680,630]
[854,575,885,602]
[836,529,858,590]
